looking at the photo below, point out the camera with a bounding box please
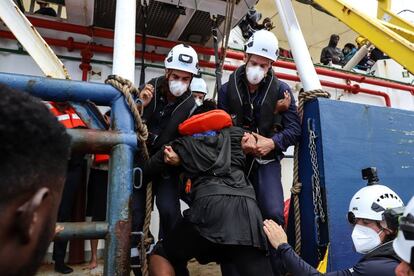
[361,167,379,186]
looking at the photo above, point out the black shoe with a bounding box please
[54,263,73,274]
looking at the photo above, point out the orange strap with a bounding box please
[178,109,232,136]
[185,178,192,194]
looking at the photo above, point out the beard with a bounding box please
[12,221,54,276]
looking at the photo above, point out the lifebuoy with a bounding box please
[179,109,232,136]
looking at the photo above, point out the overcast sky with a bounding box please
[344,0,414,22]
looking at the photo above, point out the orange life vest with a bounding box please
[178,109,232,136]
[45,101,86,129]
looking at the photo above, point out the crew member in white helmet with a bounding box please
[394,196,414,276]
[190,77,208,106]
[263,184,404,275]
[132,44,198,276]
[218,29,300,275]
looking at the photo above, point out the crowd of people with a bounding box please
[320,34,389,70]
[0,26,412,276]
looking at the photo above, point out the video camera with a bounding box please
[383,206,405,232]
[361,167,379,186]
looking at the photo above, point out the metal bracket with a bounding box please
[133,167,143,190]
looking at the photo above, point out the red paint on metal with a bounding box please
[0,30,393,106]
[25,17,414,95]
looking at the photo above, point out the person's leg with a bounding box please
[86,168,107,269]
[149,255,175,276]
[229,246,273,276]
[250,161,284,275]
[251,161,284,225]
[53,155,84,274]
[86,239,99,269]
[155,173,182,239]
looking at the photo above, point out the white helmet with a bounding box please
[348,185,404,222]
[165,44,199,75]
[245,30,279,62]
[393,196,414,268]
[190,77,208,94]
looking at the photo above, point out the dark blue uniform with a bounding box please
[277,241,399,276]
[218,66,301,275]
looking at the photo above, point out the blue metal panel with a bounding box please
[0,72,121,105]
[295,98,414,271]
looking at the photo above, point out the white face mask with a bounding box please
[246,65,266,85]
[195,98,203,106]
[169,80,188,97]
[351,224,382,254]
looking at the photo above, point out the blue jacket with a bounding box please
[277,242,399,276]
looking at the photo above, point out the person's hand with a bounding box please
[164,145,181,166]
[55,225,64,236]
[241,132,257,154]
[263,219,288,249]
[139,84,154,107]
[276,91,291,113]
[333,56,341,63]
[252,133,275,157]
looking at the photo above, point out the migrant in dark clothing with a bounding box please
[146,127,273,276]
[320,34,344,65]
[277,241,399,276]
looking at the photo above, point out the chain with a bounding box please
[308,118,326,259]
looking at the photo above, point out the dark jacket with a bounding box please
[144,127,255,201]
[277,241,400,276]
[141,76,196,153]
[218,66,301,155]
[320,35,344,65]
[143,127,267,249]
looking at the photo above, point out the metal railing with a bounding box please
[0,72,137,276]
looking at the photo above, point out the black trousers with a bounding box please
[153,218,273,276]
[53,155,86,264]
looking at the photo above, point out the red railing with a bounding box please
[0,30,394,107]
[26,16,414,96]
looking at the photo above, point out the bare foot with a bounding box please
[84,259,98,270]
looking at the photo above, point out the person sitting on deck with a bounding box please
[145,109,273,276]
[0,85,71,276]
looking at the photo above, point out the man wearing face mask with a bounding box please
[393,196,414,276]
[131,44,198,275]
[218,29,300,275]
[263,184,404,276]
[190,76,208,107]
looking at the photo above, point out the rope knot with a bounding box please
[290,182,302,195]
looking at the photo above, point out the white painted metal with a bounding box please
[343,44,372,71]
[274,0,322,91]
[0,0,68,79]
[65,0,94,25]
[112,0,136,82]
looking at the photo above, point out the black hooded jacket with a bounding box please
[320,35,344,65]
[143,127,268,249]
